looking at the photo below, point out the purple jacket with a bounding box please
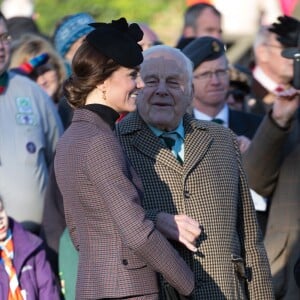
[0,218,60,300]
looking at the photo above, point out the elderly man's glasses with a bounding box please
[194,69,229,81]
[0,33,11,44]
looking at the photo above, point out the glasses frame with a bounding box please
[0,32,11,44]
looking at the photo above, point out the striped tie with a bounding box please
[1,237,23,300]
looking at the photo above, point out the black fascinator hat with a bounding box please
[86,17,144,68]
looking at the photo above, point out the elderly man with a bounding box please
[243,16,300,299]
[116,45,274,299]
[248,25,294,115]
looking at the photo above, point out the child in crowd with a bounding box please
[0,196,60,300]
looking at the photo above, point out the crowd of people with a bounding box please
[0,0,299,299]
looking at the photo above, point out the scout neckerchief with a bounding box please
[0,71,9,94]
[0,231,23,300]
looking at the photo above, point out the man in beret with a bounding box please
[182,37,262,152]
[116,45,274,299]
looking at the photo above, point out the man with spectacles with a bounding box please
[243,16,300,300]
[0,11,63,234]
[249,25,294,115]
[182,36,262,153]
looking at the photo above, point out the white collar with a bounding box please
[193,104,229,128]
[253,66,281,93]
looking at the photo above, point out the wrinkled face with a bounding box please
[137,51,192,131]
[0,19,11,75]
[259,33,293,84]
[193,55,229,108]
[105,66,144,114]
[194,8,222,39]
[36,69,59,100]
[0,201,9,242]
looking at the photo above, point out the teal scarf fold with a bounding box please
[0,71,8,94]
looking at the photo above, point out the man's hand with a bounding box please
[156,212,201,252]
[272,88,300,127]
[237,135,251,153]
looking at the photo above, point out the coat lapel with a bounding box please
[183,114,212,174]
[118,112,213,174]
[132,130,183,173]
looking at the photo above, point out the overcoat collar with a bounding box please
[118,112,213,174]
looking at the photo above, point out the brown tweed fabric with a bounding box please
[54,109,194,299]
[116,111,275,300]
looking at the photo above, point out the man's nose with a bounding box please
[155,82,168,96]
[210,72,221,84]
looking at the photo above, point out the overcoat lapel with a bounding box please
[119,112,212,175]
[183,115,212,175]
[131,130,183,174]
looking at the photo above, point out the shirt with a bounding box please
[148,120,185,162]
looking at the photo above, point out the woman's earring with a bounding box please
[102,89,106,101]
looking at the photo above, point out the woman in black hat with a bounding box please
[54,18,194,299]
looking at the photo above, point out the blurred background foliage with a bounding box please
[35,0,186,46]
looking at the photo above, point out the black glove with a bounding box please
[269,15,300,48]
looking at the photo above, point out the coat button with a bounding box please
[122,259,128,266]
[184,191,190,198]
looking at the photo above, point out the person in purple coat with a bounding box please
[0,195,60,300]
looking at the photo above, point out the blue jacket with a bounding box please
[0,218,60,300]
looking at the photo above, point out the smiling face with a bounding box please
[104,66,145,114]
[0,199,9,242]
[137,48,193,131]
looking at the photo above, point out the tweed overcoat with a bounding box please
[243,111,300,300]
[116,112,274,300]
[54,109,194,300]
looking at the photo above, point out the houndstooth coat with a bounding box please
[116,111,274,300]
[54,108,194,300]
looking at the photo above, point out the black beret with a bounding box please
[175,37,195,50]
[86,17,144,68]
[182,36,226,70]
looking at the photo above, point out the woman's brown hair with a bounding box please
[63,39,120,108]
